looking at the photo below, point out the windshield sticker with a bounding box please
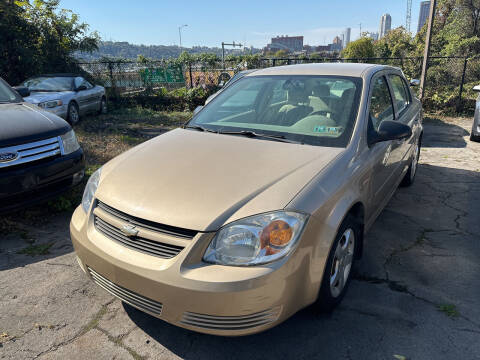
[313,126,342,134]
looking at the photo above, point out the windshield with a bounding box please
[23,76,74,92]
[0,79,21,103]
[189,75,363,147]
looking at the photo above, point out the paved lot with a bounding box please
[1,117,480,360]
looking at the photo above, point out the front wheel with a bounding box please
[315,214,359,312]
[471,132,480,142]
[67,102,80,125]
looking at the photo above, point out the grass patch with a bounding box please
[17,242,54,256]
[437,304,459,318]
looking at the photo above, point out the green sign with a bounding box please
[140,64,184,84]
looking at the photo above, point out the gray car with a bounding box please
[21,74,107,124]
[471,85,480,142]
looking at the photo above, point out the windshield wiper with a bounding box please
[184,125,218,133]
[216,130,303,144]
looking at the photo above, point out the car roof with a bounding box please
[247,63,393,78]
[31,74,80,78]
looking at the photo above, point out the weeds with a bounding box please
[437,304,459,318]
[17,242,54,256]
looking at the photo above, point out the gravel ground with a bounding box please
[1,116,479,360]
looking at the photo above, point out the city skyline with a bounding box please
[58,0,425,48]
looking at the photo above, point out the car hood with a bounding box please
[24,91,73,104]
[0,103,70,147]
[97,129,344,232]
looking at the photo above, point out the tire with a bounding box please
[98,97,107,115]
[315,214,359,312]
[471,133,480,142]
[400,137,421,187]
[67,102,80,125]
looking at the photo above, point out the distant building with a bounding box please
[344,28,351,48]
[330,36,343,52]
[417,1,430,33]
[266,35,304,52]
[379,13,392,39]
[368,32,379,41]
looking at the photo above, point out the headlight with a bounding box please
[38,100,63,109]
[60,130,80,155]
[203,211,308,266]
[82,167,102,213]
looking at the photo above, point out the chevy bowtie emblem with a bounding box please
[121,224,139,237]
[0,152,18,163]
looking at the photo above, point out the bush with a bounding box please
[110,86,214,111]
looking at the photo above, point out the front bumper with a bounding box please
[71,205,327,336]
[0,148,85,213]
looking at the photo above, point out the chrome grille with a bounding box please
[97,200,197,240]
[0,137,61,169]
[88,267,163,315]
[180,307,281,330]
[94,216,185,259]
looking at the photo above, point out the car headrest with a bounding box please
[312,84,330,98]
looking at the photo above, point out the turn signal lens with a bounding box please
[261,220,293,247]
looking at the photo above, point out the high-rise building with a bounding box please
[378,13,392,39]
[417,1,430,33]
[344,28,351,48]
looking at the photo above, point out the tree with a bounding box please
[374,27,414,58]
[274,49,289,58]
[341,37,375,59]
[0,0,99,84]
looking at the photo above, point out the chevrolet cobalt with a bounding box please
[71,63,422,336]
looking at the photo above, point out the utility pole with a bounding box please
[221,41,243,69]
[178,24,188,49]
[359,23,362,38]
[419,0,436,100]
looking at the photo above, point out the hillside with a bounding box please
[76,41,261,60]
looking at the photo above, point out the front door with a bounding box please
[367,74,398,213]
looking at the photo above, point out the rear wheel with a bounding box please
[400,138,421,187]
[471,133,480,142]
[315,214,359,312]
[98,97,107,115]
[67,102,80,125]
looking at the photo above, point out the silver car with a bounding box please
[21,74,107,124]
[471,85,480,142]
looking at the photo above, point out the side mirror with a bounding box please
[410,79,420,87]
[369,120,412,146]
[13,86,30,98]
[76,85,87,91]
[193,105,204,115]
[473,85,480,92]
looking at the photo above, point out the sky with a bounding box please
[59,0,426,49]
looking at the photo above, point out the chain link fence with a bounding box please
[75,56,478,113]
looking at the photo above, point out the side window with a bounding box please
[85,80,94,89]
[389,74,410,115]
[369,76,394,131]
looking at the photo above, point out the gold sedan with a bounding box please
[71,63,423,336]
